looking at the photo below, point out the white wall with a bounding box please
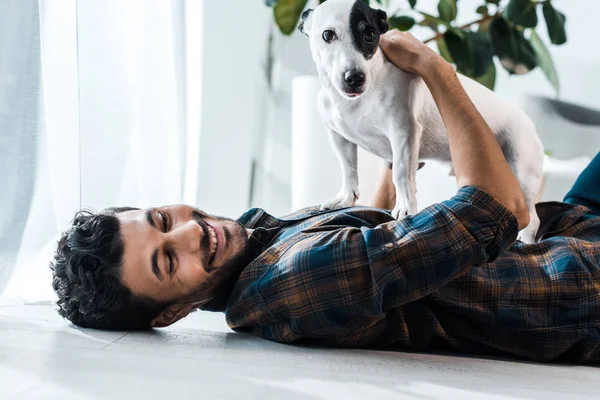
[197,0,271,217]
[248,1,320,215]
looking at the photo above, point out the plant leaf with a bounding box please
[436,36,453,63]
[474,62,497,91]
[409,0,417,8]
[530,29,560,93]
[459,62,496,91]
[543,2,567,45]
[419,11,450,27]
[505,0,538,28]
[418,11,450,30]
[479,18,493,32]
[447,26,465,39]
[445,30,494,77]
[438,0,457,23]
[389,16,416,31]
[490,17,537,75]
[273,0,309,35]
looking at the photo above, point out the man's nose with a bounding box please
[166,220,203,253]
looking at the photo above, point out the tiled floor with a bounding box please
[1,303,598,400]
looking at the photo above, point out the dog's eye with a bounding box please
[365,30,376,43]
[322,30,337,43]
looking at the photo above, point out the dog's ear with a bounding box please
[298,9,314,37]
[375,9,389,34]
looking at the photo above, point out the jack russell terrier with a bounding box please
[299,0,544,243]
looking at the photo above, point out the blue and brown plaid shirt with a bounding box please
[222,186,600,363]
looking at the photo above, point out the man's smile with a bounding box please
[205,221,226,269]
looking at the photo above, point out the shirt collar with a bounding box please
[536,202,594,240]
[200,209,283,313]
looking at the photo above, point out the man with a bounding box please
[51,31,600,363]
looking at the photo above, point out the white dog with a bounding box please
[299,0,544,243]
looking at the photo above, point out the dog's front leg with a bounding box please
[390,121,421,220]
[320,129,359,210]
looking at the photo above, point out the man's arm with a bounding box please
[379,32,530,230]
[227,192,518,345]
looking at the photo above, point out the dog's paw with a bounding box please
[391,206,409,220]
[320,189,358,211]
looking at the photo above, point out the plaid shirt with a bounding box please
[224,186,600,363]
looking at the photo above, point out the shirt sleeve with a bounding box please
[362,185,518,309]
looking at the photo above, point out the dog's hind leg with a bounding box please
[507,145,544,244]
[520,203,541,244]
[320,129,360,210]
[517,171,543,244]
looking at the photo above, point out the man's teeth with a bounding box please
[208,225,217,261]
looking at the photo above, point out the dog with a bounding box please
[298,0,544,243]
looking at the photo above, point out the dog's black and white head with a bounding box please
[299,0,389,100]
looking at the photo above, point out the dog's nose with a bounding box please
[344,70,365,90]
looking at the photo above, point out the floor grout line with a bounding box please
[100,332,130,350]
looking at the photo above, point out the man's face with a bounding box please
[118,205,249,309]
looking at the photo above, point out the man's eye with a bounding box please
[168,252,174,275]
[160,211,168,232]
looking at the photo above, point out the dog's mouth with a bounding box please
[342,88,365,98]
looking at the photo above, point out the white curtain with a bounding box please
[0,0,200,303]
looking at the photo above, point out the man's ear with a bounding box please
[151,304,195,328]
[375,9,389,33]
[298,9,313,37]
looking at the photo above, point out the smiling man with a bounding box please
[51,31,600,363]
[52,204,256,329]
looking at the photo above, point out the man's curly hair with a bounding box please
[50,207,168,330]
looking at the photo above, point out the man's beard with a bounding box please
[182,215,251,309]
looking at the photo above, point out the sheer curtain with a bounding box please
[0,0,44,301]
[0,0,202,303]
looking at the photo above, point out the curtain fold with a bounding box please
[0,0,44,301]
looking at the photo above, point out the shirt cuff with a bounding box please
[447,185,520,261]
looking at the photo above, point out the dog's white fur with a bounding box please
[302,0,544,243]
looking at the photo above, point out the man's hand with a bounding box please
[379,31,443,75]
[378,30,530,230]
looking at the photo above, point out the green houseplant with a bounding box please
[264,0,567,93]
